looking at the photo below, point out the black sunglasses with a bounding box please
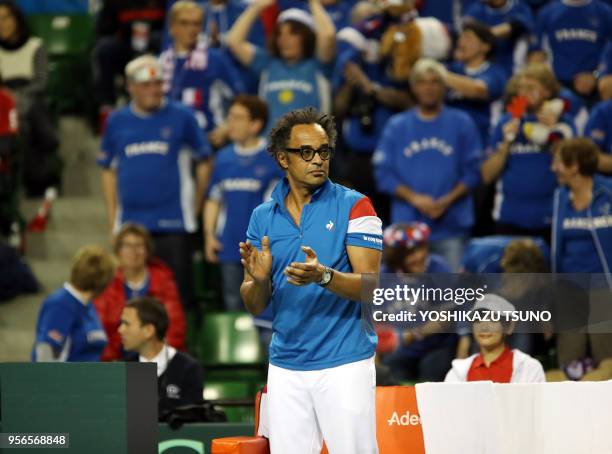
[285,145,334,161]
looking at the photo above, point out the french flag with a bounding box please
[182,88,203,108]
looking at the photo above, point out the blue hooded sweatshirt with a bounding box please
[552,175,612,288]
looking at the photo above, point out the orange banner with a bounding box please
[376,386,425,454]
[232,386,426,454]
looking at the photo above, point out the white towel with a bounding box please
[532,381,612,454]
[493,384,538,454]
[416,382,502,454]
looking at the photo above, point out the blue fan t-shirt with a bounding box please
[207,140,283,263]
[97,100,211,233]
[463,0,535,76]
[489,112,575,229]
[373,107,483,241]
[532,0,612,85]
[251,48,332,126]
[32,284,107,362]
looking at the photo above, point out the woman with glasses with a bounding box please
[93,223,186,361]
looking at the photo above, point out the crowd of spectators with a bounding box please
[5,0,612,413]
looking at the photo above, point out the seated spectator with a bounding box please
[373,58,483,271]
[380,223,457,382]
[458,238,551,358]
[204,95,282,311]
[32,245,116,362]
[463,0,535,78]
[528,0,612,100]
[94,223,186,361]
[583,99,612,173]
[382,222,451,274]
[551,138,612,278]
[482,63,574,241]
[445,294,545,383]
[550,139,612,377]
[119,297,203,416]
[0,0,60,196]
[93,0,166,126]
[160,0,245,148]
[98,55,211,315]
[226,0,336,126]
[446,20,507,145]
[461,235,549,273]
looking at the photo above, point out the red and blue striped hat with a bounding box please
[383,222,431,249]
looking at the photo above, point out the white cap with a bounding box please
[125,55,163,83]
[473,294,516,314]
[277,8,315,31]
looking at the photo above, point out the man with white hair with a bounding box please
[444,293,545,383]
[97,55,212,314]
[373,58,483,271]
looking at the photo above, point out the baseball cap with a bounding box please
[472,293,516,314]
[277,8,315,31]
[125,55,163,83]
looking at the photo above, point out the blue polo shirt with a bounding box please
[246,178,382,371]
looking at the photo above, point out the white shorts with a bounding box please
[267,356,378,454]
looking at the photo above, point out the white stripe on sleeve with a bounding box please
[347,216,382,236]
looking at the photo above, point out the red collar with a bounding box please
[472,346,512,369]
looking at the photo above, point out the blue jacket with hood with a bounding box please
[552,175,612,288]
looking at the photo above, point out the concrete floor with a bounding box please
[0,116,107,361]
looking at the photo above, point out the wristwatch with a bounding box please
[318,265,334,287]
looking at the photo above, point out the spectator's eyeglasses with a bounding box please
[285,145,334,161]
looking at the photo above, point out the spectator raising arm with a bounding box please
[481,119,518,185]
[309,0,336,63]
[445,72,489,100]
[226,0,275,66]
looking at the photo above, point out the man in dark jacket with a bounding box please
[119,296,203,417]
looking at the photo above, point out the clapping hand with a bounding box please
[284,246,324,286]
[239,236,273,284]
